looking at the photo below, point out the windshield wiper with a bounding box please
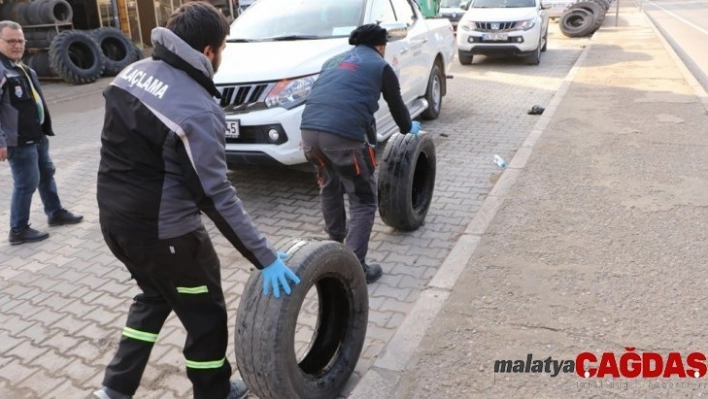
[268,35,321,41]
[227,38,255,42]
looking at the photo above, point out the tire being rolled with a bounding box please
[49,30,105,85]
[235,239,368,399]
[91,27,136,76]
[378,132,436,231]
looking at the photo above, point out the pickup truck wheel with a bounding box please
[541,30,548,52]
[235,239,368,399]
[378,132,436,231]
[458,50,474,65]
[526,39,541,65]
[420,63,443,120]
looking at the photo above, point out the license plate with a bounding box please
[483,33,508,41]
[225,120,240,138]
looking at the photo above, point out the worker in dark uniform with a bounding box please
[0,20,83,245]
[93,4,299,399]
[300,24,421,284]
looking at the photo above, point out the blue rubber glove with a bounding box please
[409,121,422,135]
[261,252,300,298]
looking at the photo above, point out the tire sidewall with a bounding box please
[235,240,368,399]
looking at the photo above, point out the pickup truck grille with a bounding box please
[475,22,517,32]
[217,83,274,108]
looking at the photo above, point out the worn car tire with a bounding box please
[567,1,606,32]
[420,62,444,120]
[235,239,368,399]
[559,8,596,38]
[28,0,73,25]
[541,29,548,52]
[49,30,105,85]
[24,30,58,49]
[378,132,436,231]
[91,27,135,76]
[526,40,541,65]
[458,50,473,65]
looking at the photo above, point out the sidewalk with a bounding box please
[351,3,708,399]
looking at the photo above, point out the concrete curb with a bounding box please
[640,5,708,115]
[348,34,594,399]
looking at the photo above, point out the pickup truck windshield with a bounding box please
[228,0,365,41]
[470,0,535,8]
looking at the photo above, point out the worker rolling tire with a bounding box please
[235,239,368,399]
[378,131,436,231]
[49,30,105,84]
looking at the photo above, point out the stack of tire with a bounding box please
[559,0,613,38]
[22,28,142,85]
[0,0,73,26]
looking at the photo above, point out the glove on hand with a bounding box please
[261,252,300,298]
[409,121,422,135]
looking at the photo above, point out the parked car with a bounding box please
[213,0,456,167]
[545,0,575,18]
[456,0,551,65]
[438,0,468,30]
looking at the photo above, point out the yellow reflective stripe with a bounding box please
[122,327,158,343]
[185,357,225,369]
[176,285,209,294]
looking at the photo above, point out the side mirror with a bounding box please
[540,2,552,9]
[461,2,469,10]
[380,21,408,42]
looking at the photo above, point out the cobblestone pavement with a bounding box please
[0,24,587,398]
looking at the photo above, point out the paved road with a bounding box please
[0,23,587,398]
[643,0,708,91]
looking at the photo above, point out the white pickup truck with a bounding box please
[213,0,455,167]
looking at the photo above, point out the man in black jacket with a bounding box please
[93,4,299,399]
[300,24,421,284]
[0,20,83,245]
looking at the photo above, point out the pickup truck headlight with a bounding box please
[459,21,476,31]
[516,19,535,30]
[265,74,319,110]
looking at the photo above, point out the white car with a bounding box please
[438,0,468,30]
[545,0,574,18]
[213,0,456,167]
[456,0,551,65]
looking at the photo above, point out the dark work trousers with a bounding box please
[301,129,377,265]
[101,226,231,399]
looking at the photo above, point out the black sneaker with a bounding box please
[8,226,49,245]
[362,262,382,284]
[48,209,84,226]
[227,379,249,399]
